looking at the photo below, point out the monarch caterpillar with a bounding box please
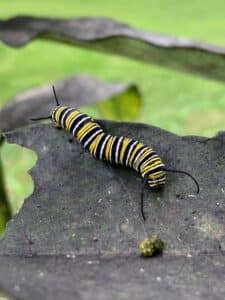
[31,86,199,221]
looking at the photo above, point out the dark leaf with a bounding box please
[0,121,225,299]
[0,75,141,131]
[0,255,224,300]
[0,16,225,81]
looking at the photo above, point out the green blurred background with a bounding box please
[0,0,225,221]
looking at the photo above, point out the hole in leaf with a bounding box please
[81,86,141,122]
[0,291,12,300]
[1,142,37,216]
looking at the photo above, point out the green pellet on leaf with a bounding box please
[139,235,165,257]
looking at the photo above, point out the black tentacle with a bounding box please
[164,168,199,194]
[140,175,149,221]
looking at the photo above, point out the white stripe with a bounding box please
[100,135,111,160]
[80,124,96,143]
[109,136,116,163]
[148,178,166,185]
[126,140,138,167]
[51,106,59,121]
[61,108,74,128]
[69,112,83,131]
[72,116,90,137]
[115,136,123,164]
[133,147,148,168]
[139,154,158,172]
[93,133,104,158]
[83,128,103,148]
[141,163,165,177]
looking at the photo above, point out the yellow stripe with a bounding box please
[109,136,117,161]
[133,148,153,171]
[142,157,161,169]
[142,165,152,174]
[150,159,162,169]
[89,132,104,155]
[134,148,153,168]
[105,136,114,161]
[128,142,143,166]
[66,111,81,130]
[54,106,67,124]
[149,182,165,187]
[150,171,164,178]
[77,122,95,141]
[119,138,131,164]
[136,149,154,170]
[140,148,153,160]
[82,123,96,140]
[141,158,161,173]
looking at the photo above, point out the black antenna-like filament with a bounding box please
[52,85,60,106]
[140,175,148,221]
[164,168,199,194]
[140,168,199,222]
[30,116,52,121]
[30,85,60,121]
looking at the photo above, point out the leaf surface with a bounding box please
[0,121,225,299]
[0,16,225,81]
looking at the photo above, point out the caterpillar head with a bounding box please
[51,106,66,129]
[147,167,166,189]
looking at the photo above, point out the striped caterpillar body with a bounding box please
[53,105,167,189]
[31,86,199,221]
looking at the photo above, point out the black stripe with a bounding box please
[95,133,108,160]
[81,126,102,149]
[146,165,164,176]
[58,108,68,127]
[110,136,119,164]
[101,135,111,161]
[75,119,93,141]
[129,145,146,167]
[62,109,75,128]
[52,108,58,123]
[122,139,134,166]
[69,114,84,134]
[119,138,134,166]
[137,151,157,172]
[115,137,123,164]
[71,115,91,138]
